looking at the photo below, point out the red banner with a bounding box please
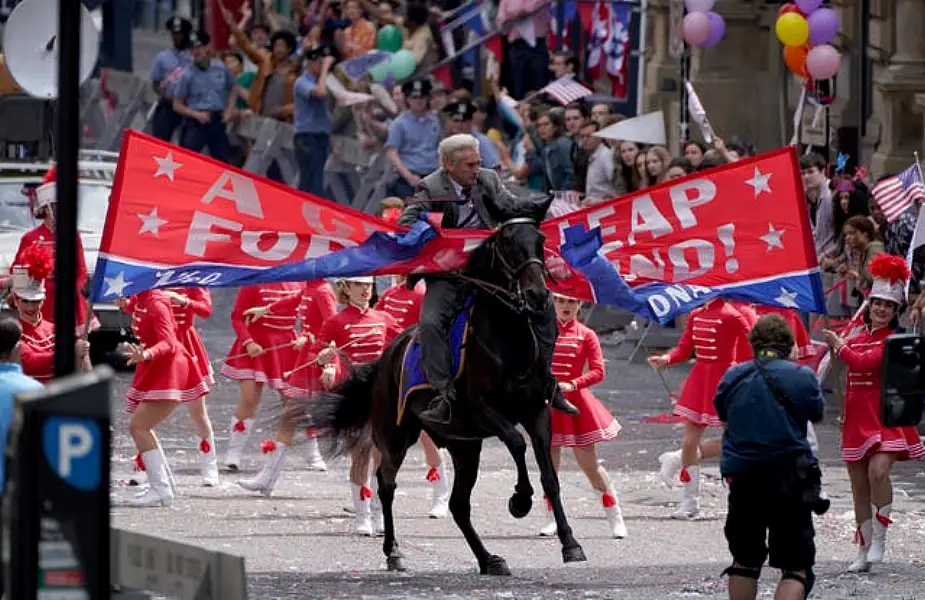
[543,146,819,301]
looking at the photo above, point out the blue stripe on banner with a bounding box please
[91,220,439,302]
[559,224,827,324]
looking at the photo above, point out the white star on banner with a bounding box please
[104,271,131,297]
[153,151,183,182]
[746,167,772,198]
[760,223,785,251]
[138,208,167,236]
[775,287,799,308]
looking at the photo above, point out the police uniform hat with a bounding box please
[166,16,193,35]
[443,101,476,122]
[303,44,335,61]
[402,79,432,98]
[270,30,298,53]
[189,30,210,48]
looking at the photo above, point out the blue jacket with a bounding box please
[714,356,824,476]
[526,136,575,191]
[0,363,43,492]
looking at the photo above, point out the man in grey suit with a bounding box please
[399,133,579,425]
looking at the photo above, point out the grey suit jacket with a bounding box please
[398,168,524,230]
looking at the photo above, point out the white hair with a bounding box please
[439,133,480,163]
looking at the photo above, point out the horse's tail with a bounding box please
[310,361,380,457]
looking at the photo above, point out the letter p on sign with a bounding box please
[42,417,102,491]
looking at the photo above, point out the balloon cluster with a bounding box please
[681,0,726,48]
[776,1,841,81]
[368,25,418,83]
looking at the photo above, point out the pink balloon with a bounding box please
[682,12,710,46]
[806,44,841,80]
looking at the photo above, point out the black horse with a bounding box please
[308,200,586,575]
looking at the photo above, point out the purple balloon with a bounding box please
[795,0,822,13]
[701,12,726,47]
[807,8,839,46]
[684,0,715,11]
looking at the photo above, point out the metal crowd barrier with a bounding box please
[77,69,389,211]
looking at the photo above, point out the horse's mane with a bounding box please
[463,201,545,282]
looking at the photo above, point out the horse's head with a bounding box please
[466,195,553,315]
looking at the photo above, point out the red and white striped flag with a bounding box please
[541,77,592,106]
[871,162,925,223]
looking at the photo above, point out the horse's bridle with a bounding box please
[454,217,549,314]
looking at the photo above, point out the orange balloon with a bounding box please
[783,44,810,77]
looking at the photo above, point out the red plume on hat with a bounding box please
[381,207,402,225]
[19,241,54,282]
[41,165,56,184]
[867,254,910,284]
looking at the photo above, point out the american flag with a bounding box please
[541,77,593,106]
[871,163,925,223]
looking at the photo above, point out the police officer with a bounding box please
[293,45,336,198]
[384,79,442,199]
[149,16,193,142]
[442,100,502,172]
[172,32,238,163]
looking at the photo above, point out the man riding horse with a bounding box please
[398,133,579,425]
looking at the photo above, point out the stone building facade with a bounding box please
[642,0,925,175]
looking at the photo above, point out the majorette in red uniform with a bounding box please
[6,243,90,382]
[538,293,626,538]
[316,276,401,536]
[649,297,752,519]
[14,167,99,335]
[221,282,302,471]
[374,275,452,519]
[820,255,925,572]
[118,287,220,487]
[376,276,425,329]
[123,289,210,507]
[234,279,338,497]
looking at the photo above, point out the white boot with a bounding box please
[868,504,892,564]
[539,495,557,536]
[848,520,873,572]
[130,449,174,507]
[160,444,178,494]
[671,466,700,519]
[304,433,328,471]
[353,483,374,536]
[238,442,288,497]
[602,488,628,539]
[427,465,450,519]
[224,417,253,471]
[658,449,682,487]
[369,463,385,534]
[199,437,220,487]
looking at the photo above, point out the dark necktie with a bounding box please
[457,185,479,227]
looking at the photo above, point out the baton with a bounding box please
[212,339,300,366]
[283,329,382,379]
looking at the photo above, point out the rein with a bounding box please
[452,216,544,379]
[451,217,548,315]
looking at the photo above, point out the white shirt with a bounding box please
[584,144,616,203]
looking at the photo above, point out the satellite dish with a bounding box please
[2,0,100,99]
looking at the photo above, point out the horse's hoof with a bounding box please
[480,555,511,576]
[562,544,587,563]
[386,556,406,572]
[508,493,532,519]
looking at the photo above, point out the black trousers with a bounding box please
[418,276,557,393]
[724,465,815,573]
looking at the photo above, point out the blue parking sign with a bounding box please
[42,417,102,491]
